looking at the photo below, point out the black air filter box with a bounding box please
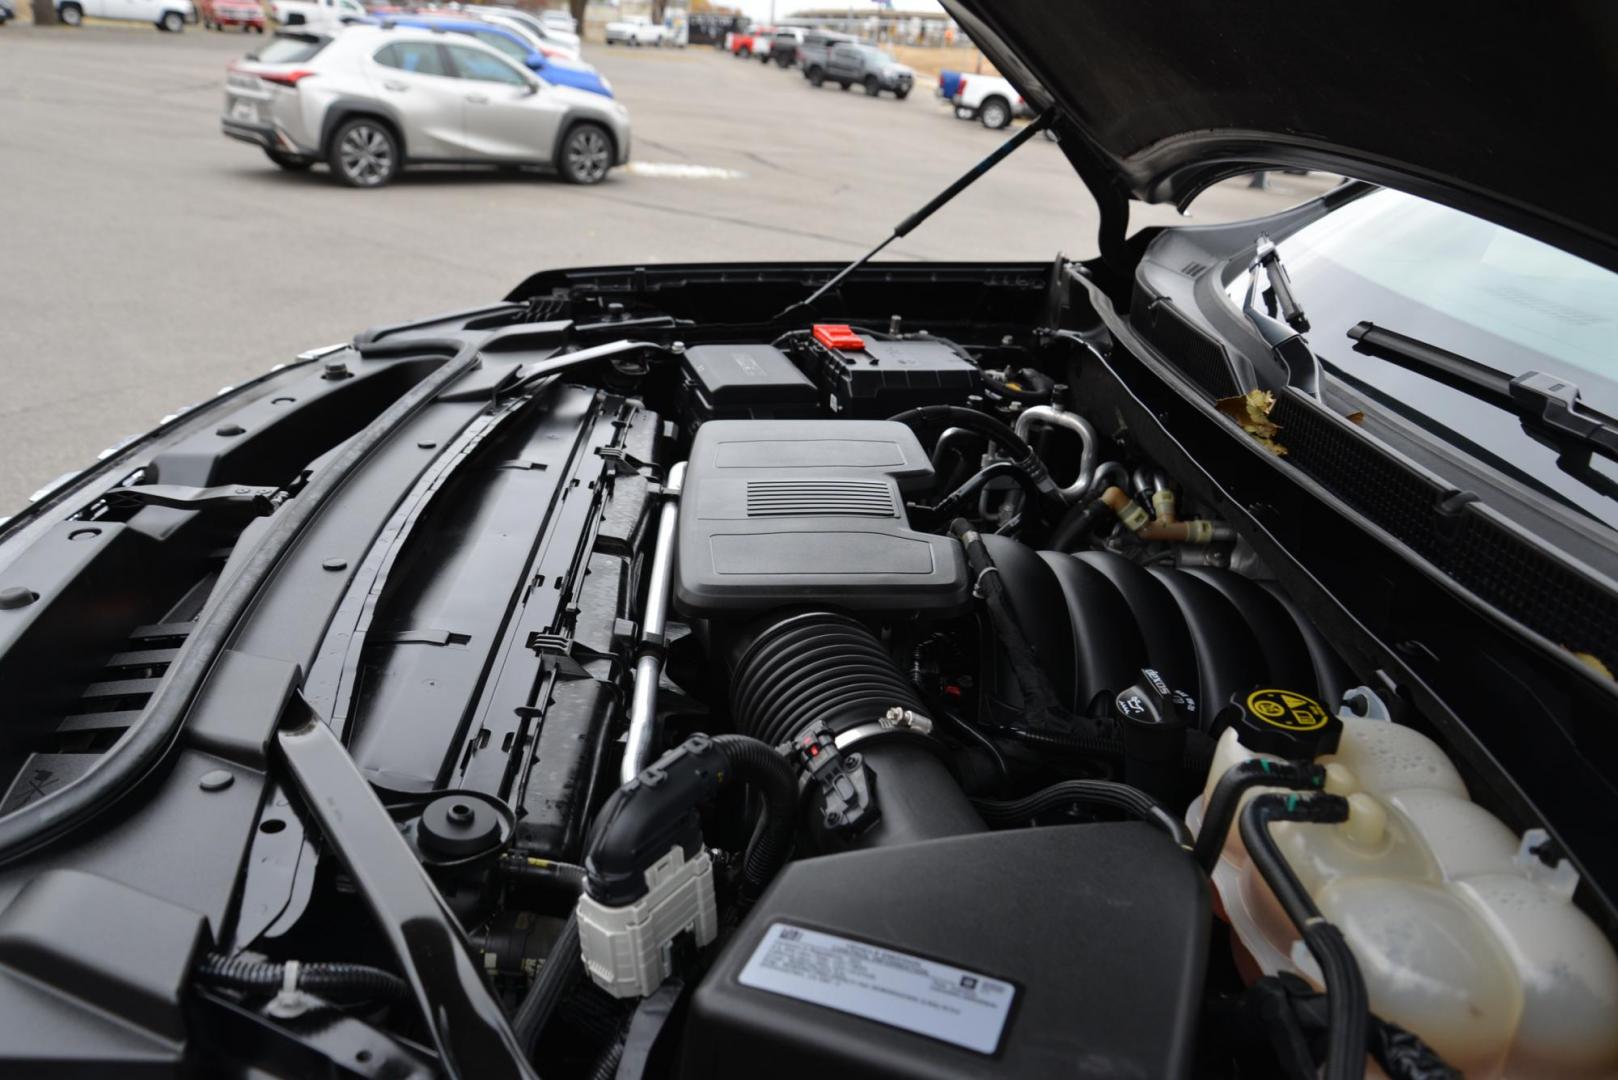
[673,420,969,616]
[680,824,1208,1079]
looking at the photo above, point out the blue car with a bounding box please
[371,16,614,98]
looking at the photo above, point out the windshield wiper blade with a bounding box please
[1348,321,1618,459]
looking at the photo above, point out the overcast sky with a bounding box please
[721,0,947,23]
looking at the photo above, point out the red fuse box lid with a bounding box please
[811,324,866,351]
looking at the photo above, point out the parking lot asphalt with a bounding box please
[0,24,1336,513]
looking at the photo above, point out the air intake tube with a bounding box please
[730,610,985,850]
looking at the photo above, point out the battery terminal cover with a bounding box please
[812,324,867,351]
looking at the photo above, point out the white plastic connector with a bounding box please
[1515,827,1580,901]
[576,844,718,999]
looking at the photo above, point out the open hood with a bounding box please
[945,1,1618,273]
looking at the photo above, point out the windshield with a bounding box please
[1228,188,1618,526]
[1270,189,1618,390]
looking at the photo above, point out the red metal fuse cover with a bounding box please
[811,324,866,351]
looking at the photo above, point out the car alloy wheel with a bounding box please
[561,125,611,185]
[333,121,396,188]
[160,10,182,30]
[59,2,82,24]
[981,98,1010,129]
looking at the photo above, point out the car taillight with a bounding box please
[957,77,967,95]
[258,69,317,88]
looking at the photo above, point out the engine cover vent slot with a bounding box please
[745,479,898,518]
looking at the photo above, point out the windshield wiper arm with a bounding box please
[1241,236,1321,396]
[1348,321,1618,460]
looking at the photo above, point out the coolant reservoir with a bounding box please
[1193,686,1618,1079]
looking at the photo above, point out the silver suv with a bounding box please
[221,26,631,187]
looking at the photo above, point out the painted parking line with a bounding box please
[622,162,747,180]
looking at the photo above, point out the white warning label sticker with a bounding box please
[737,923,1016,1054]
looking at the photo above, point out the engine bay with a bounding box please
[2,261,1615,1079]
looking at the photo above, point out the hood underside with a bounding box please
[946,0,1618,273]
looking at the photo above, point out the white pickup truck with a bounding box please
[267,0,363,32]
[951,72,1032,130]
[55,0,195,32]
[604,15,667,46]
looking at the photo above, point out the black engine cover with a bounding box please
[673,420,970,616]
[680,823,1207,1080]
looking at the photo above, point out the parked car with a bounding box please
[474,10,578,60]
[200,0,264,31]
[462,4,580,58]
[374,15,612,98]
[0,0,14,26]
[725,27,758,57]
[796,28,855,82]
[538,8,573,36]
[268,0,363,32]
[810,41,913,98]
[532,7,579,49]
[55,0,194,31]
[688,11,744,46]
[604,15,665,47]
[220,26,630,186]
[950,72,1029,130]
[765,26,805,67]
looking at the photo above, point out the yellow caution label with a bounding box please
[1246,688,1330,732]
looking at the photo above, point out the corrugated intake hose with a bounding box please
[512,912,580,1055]
[195,952,409,1002]
[731,610,928,747]
[972,779,1192,847]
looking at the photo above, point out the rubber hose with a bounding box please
[921,460,1049,521]
[1048,497,1114,551]
[1194,759,1327,872]
[1241,794,1368,1080]
[195,952,409,1002]
[731,610,926,747]
[512,912,581,1055]
[973,779,1191,847]
[712,734,800,901]
[500,855,587,893]
[888,405,1033,463]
